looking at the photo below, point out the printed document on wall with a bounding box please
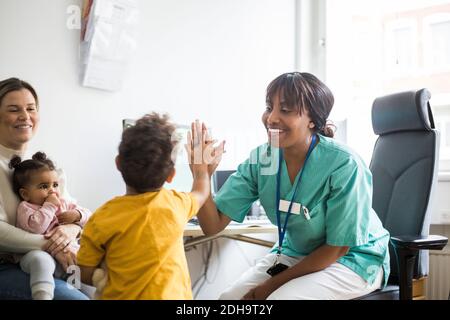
[80,0,138,91]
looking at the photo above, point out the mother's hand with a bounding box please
[43,224,81,256]
[54,242,78,272]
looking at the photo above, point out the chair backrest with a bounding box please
[370,89,440,283]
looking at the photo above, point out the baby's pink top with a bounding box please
[16,199,91,235]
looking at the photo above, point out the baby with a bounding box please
[9,152,91,300]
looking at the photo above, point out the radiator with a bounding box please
[427,249,450,300]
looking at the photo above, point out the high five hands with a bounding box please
[185,120,225,176]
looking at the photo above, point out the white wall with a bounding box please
[0,0,295,210]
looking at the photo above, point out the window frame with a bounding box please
[384,18,419,77]
[306,0,450,174]
[423,12,450,73]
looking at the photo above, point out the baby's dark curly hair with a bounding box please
[118,113,177,193]
[9,152,56,198]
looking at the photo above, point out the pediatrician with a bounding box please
[195,72,390,300]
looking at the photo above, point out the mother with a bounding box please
[0,77,89,299]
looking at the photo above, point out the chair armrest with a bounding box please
[391,234,448,251]
[390,234,448,300]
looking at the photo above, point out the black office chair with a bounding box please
[358,89,448,300]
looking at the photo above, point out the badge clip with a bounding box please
[302,205,311,220]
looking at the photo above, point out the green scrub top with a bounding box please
[215,134,390,287]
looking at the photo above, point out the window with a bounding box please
[324,0,450,171]
[385,19,417,76]
[424,13,450,71]
[435,110,450,170]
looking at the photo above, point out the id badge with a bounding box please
[279,200,311,220]
[266,263,289,277]
[278,199,301,214]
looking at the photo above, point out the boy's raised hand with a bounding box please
[203,122,225,177]
[190,119,207,174]
[185,120,226,208]
[185,120,225,177]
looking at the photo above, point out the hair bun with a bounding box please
[319,121,336,138]
[9,155,22,169]
[322,125,335,138]
[32,151,47,162]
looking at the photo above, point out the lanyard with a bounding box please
[275,134,317,255]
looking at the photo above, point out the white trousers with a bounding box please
[20,250,57,300]
[219,253,383,300]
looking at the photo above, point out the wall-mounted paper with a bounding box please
[80,0,138,91]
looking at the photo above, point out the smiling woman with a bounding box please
[0,77,89,300]
[195,72,391,300]
[0,79,39,152]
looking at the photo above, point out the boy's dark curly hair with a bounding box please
[118,113,177,193]
[9,152,56,198]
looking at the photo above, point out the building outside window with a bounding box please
[325,0,450,171]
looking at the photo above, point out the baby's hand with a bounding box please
[46,193,61,207]
[57,210,81,224]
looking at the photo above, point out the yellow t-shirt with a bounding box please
[77,189,199,300]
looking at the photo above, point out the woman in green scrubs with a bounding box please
[196,72,390,300]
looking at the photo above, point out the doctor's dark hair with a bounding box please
[118,112,177,193]
[0,77,39,108]
[9,152,56,198]
[266,72,335,138]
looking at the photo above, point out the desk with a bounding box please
[184,221,277,249]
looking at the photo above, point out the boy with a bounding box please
[77,113,223,299]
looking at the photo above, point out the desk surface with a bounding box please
[184,220,277,237]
